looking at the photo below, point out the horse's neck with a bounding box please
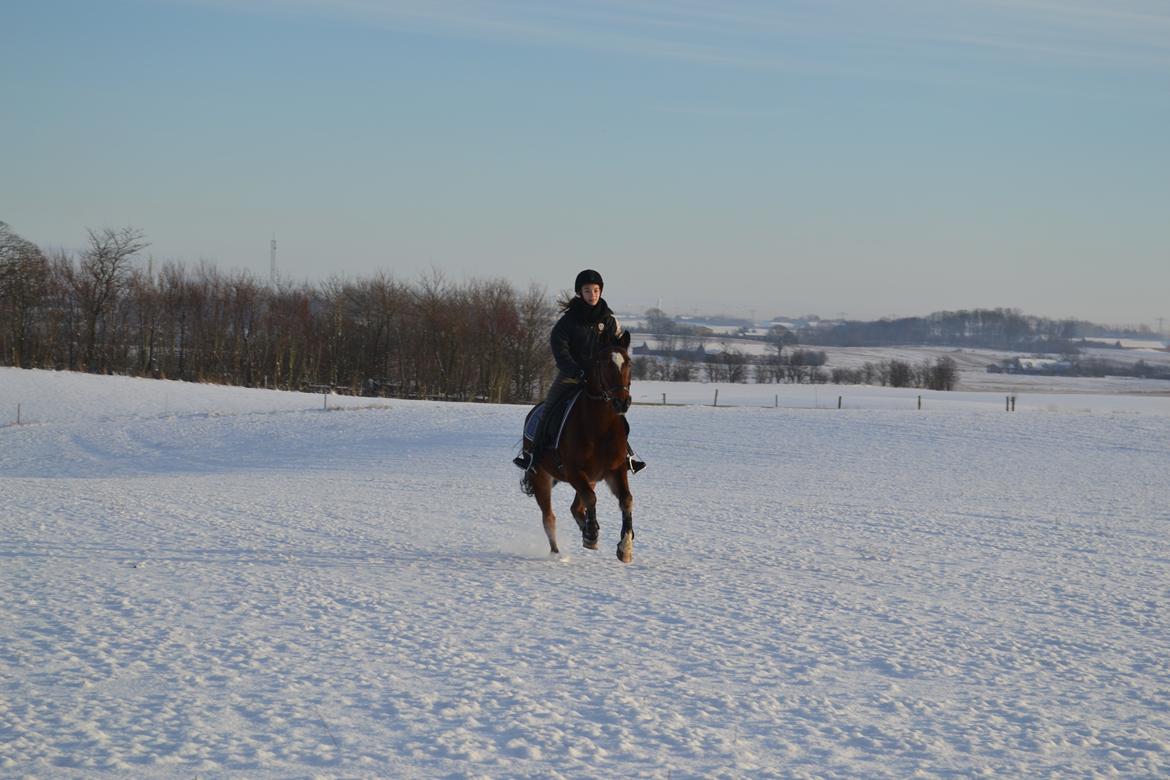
[580,396,624,430]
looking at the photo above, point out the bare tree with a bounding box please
[887,359,914,388]
[3,235,561,402]
[127,264,163,376]
[927,356,958,391]
[77,227,148,372]
[513,283,554,402]
[0,222,51,367]
[469,278,520,403]
[227,270,262,386]
[671,358,695,382]
[157,261,196,380]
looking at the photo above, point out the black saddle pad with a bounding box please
[523,392,582,449]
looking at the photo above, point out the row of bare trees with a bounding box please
[0,222,555,402]
[633,352,958,390]
[827,358,959,390]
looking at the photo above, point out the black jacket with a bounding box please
[551,296,617,376]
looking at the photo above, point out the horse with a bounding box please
[520,329,636,563]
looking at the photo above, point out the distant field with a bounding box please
[626,333,1170,395]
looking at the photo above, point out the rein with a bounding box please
[585,350,630,404]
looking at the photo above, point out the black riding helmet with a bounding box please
[574,269,604,294]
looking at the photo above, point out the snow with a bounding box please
[1081,338,1170,351]
[633,335,1170,369]
[3,367,1170,778]
[633,379,1170,414]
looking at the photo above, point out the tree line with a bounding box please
[797,308,1083,350]
[633,350,957,390]
[0,222,554,403]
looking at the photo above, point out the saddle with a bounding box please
[523,391,582,450]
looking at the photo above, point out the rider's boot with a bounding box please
[518,410,554,472]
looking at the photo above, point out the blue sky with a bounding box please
[3,0,1168,324]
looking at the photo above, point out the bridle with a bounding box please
[585,347,631,407]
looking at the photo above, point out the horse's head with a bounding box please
[589,328,632,415]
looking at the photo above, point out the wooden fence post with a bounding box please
[713,389,719,407]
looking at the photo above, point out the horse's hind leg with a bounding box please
[606,470,634,563]
[569,482,599,550]
[533,471,559,555]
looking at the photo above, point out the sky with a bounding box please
[2,0,1168,326]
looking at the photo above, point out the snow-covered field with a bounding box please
[631,379,1170,414]
[629,334,1170,395]
[3,367,1169,778]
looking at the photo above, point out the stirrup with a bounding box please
[513,452,532,470]
[629,456,646,474]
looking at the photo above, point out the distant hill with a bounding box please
[627,306,1162,352]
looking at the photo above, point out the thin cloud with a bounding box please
[937,0,1170,69]
[159,0,1170,77]
[976,0,1170,31]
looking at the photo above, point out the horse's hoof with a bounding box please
[582,519,599,549]
[617,534,634,563]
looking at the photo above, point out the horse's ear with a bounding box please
[618,329,631,349]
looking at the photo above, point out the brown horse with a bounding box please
[521,329,636,562]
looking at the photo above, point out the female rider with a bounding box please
[513,269,646,474]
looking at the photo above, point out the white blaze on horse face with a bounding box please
[611,351,625,371]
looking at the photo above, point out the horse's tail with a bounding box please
[520,469,559,496]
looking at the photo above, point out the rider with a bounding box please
[513,269,646,474]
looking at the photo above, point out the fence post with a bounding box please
[918,395,922,411]
[16,403,20,425]
[323,392,328,411]
[1011,395,1017,412]
[1006,395,1010,412]
[838,395,842,409]
[713,389,719,407]
[662,393,666,405]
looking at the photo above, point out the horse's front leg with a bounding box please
[606,470,635,563]
[569,480,600,550]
